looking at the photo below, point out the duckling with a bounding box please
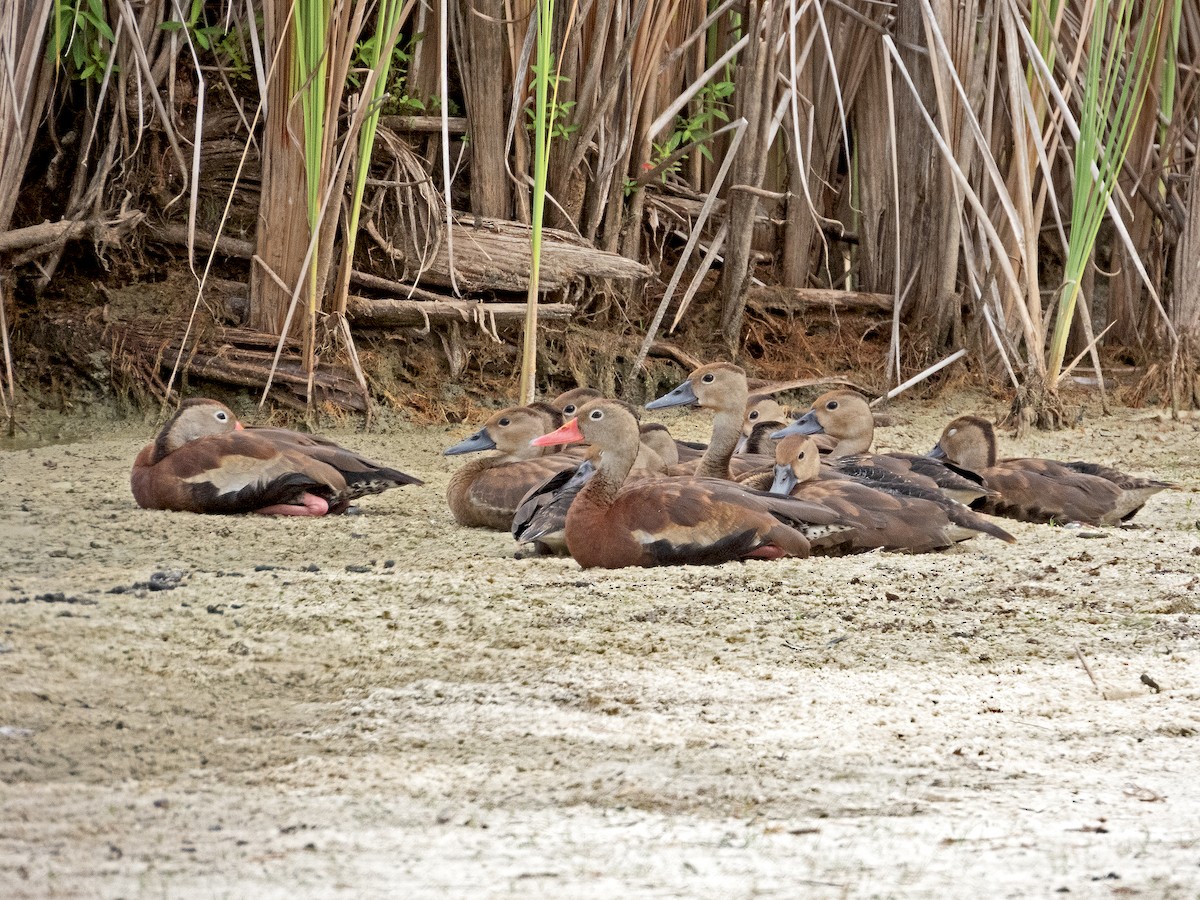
[772,390,990,506]
[767,435,1015,553]
[930,416,1175,525]
[444,405,581,530]
[646,362,773,480]
[131,398,421,515]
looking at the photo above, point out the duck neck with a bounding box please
[696,407,742,479]
[580,442,637,508]
[828,426,872,458]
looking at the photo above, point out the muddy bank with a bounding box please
[2,395,1199,897]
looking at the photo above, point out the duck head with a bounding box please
[771,390,873,455]
[769,435,822,496]
[646,362,748,414]
[153,398,242,460]
[444,406,558,459]
[930,416,997,471]
[550,386,603,418]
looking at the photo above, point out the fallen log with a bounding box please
[0,212,144,258]
[379,115,468,134]
[401,219,653,293]
[747,286,893,313]
[147,219,647,295]
[346,295,573,329]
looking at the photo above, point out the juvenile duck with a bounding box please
[444,405,580,530]
[768,435,1015,553]
[930,416,1175,525]
[772,390,990,505]
[529,399,848,568]
[131,398,421,515]
[647,362,774,479]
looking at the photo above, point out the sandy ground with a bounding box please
[2,392,1200,898]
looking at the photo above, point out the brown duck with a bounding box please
[529,399,848,569]
[444,405,583,530]
[510,413,681,556]
[772,390,990,505]
[930,416,1175,525]
[646,362,774,480]
[131,399,422,515]
[768,435,1015,553]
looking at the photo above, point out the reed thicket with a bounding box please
[0,0,1196,428]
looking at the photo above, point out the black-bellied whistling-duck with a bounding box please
[130,399,421,516]
[767,435,1015,553]
[444,405,582,530]
[510,414,680,556]
[647,362,773,480]
[529,399,848,569]
[930,416,1174,525]
[772,390,990,506]
[550,386,603,418]
[741,395,891,453]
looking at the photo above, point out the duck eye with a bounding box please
[563,405,576,416]
[589,409,604,420]
[749,410,759,421]
[498,417,511,427]
[214,411,228,422]
[948,428,957,437]
[826,400,838,410]
[701,373,715,383]
[798,451,806,460]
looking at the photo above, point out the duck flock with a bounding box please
[131,362,1175,569]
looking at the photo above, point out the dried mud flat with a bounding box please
[2,393,1200,899]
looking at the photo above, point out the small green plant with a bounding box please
[646,78,734,181]
[159,0,252,80]
[350,32,426,114]
[50,0,116,83]
[524,64,578,140]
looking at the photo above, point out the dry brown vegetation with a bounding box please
[0,1,1197,423]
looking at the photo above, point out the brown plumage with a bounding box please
[530,400,849,569]
[511,423,680,556]
[549,386,604,418]
[743,395,890,450]
[931,416,1175,525]
[646,362,773,480]
[444,405,581,530]
[130,399,421,516]
[773,390,991,506]
[768,435,1015,553]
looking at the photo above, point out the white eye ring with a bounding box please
[702,373,715,383]
[563,405,576,415]
[589,409,604,420]
[215,410,228,422]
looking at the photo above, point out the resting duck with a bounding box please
[510,411,680,556]
[444,405,585,530]
[930,416,1175,525]
[131,398,421,515]
[549,386,603,418]
[741,395,892,453]
[772,390,990,505]
[646,362,773,480]
[530,399,848,568]
[766,435,1015,553]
